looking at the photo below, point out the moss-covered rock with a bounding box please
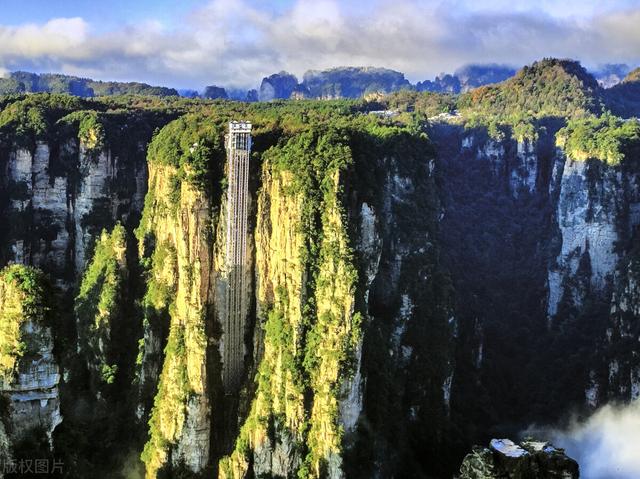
[75,223,128,393]
[0,265,49,383]
[0,264,61,452]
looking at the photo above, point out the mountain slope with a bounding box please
[606,67,640,117]
[458,58,603,118]
[0,71,179,97]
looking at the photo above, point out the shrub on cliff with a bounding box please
[557,114,640,165]
[0,265,48,384]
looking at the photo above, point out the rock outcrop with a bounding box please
[417,64,516,94]
[203,86,229,100]
[546,152,636,319]
[459,439,579,479]
[258,72,299,101]
[302,67,411,99]
[75,224,128,396]
[138,144,219,476]
[0,265,61,449]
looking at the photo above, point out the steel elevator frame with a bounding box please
[223,121,252,391]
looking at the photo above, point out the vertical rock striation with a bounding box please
[137,115,229,477]
[0,265,61,449]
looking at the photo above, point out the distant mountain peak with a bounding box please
[0,71,178,97]
[519,58,599,89]
[417,64,516,94]
[590,63,631,88]
[457,58,605,118]
[623,67,640,83]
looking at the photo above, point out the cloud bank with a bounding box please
[0,0,639,88]
[548,400,640,479]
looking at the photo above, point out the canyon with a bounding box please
[0,59,638,478]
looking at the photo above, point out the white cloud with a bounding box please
[532,400,640,479]
[0,0,638,89]
[0,17,88,60]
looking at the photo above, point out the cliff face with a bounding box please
[0,96,171,477]
[138,158,218,476]
[135,113,247,477]
[133,115,454,478]
[604,245,640,401]
[431,115,640,466]
[0,265,60,451]
[0,88,639,478]
[75,224,128,396]
[547,155,638,320]
[220,130,362,478]
[1,112,151,288]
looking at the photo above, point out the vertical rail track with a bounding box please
[223,121,252,392]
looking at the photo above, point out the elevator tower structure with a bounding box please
[223,121,252,391]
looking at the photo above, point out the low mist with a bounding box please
[547,400,640,479]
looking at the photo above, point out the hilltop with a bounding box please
[0,71,179,97]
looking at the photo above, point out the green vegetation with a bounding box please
[58,110,107,153]
[101,364,118,384]
[0,71,178,97]
[0,93,178,156]
[140,323,190,471]
[145,113,226,189]
[557,114,640,164]
[75,224,127,389]
[0,265,48,383]
[0,94,86,149]
[385,90,457,116]
[215,113,436,478]
[458,59,602,119]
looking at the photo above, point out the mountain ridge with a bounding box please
[2,59,638,105]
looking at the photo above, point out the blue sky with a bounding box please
[0,0,639,89]
[3,0,636,25]
[0,0,197,29]
[0,0,292,29]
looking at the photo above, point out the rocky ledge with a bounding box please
[459,438,579,478]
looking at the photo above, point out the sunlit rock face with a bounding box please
[0,266,61,450]
[1,320,62,445]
